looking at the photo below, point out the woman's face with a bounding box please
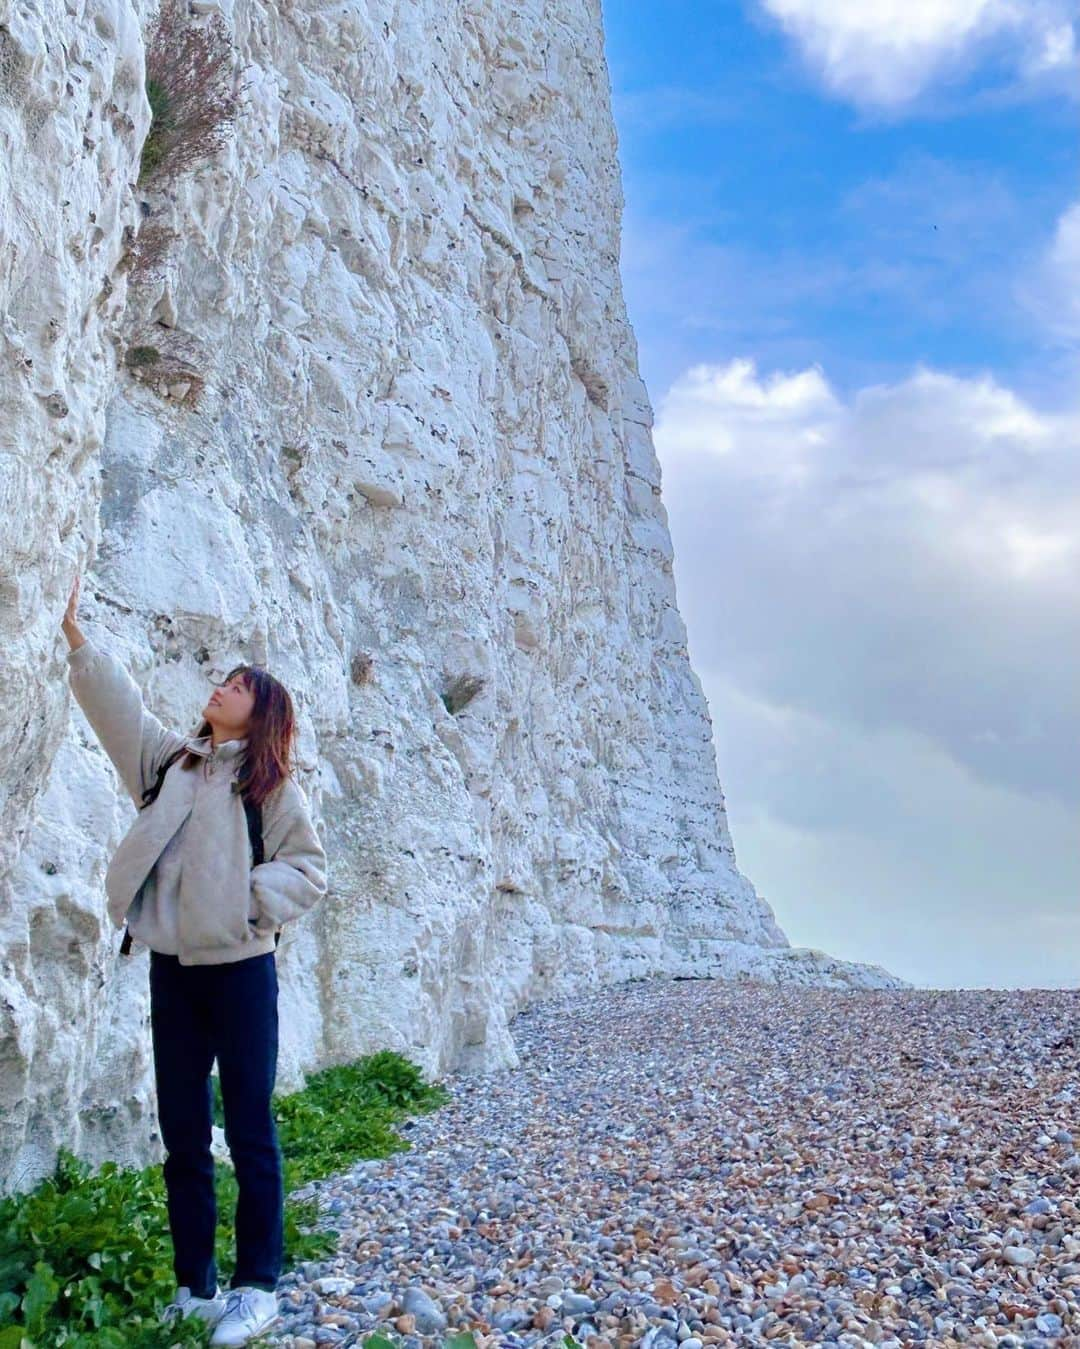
[202,672,255,740]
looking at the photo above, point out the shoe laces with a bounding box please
[164,1288,218,1323]
[222,1287,263,1322]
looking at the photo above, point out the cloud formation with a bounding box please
[652,358,1080,985]
[656,357,1078,803]
[757,0,1079,106]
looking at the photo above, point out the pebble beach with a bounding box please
[267,976,1080,1349]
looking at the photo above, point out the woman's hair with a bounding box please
[140,663,297,810]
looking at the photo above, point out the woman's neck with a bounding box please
[209,728,247,749]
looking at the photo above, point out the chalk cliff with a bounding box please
[0,0,903,1191]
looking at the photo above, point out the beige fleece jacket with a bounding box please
[66,637,328,966]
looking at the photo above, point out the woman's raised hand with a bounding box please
[62,573,85,649]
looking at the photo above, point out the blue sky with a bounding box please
[603,0,1080,989]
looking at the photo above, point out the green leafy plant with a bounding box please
[276,1053,450,1190]
[0,1150,205,1346]
[0,1051,448,1344]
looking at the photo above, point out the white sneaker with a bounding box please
[161,1284,228,1327]
[209,1286,280,1346]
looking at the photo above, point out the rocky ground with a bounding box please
[266,976,1080,1348]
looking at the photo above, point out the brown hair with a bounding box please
[141,662,297,811]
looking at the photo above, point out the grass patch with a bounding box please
[0,1052,449,1345]
[123,345,161,368]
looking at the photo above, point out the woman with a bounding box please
[61,572,329,1346]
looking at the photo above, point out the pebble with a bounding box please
[402,1286,447,1334]
[264,979,1080,1347]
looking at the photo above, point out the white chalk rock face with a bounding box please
[0,0,904,1188]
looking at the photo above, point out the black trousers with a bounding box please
[149,949,283,1298]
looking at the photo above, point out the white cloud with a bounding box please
[757,0,1080,106]
[654,359,1080,802]
[652,357,1080,985]
[658,359,839,467]
[1023,16,1078,72]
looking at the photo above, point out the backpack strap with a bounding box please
[141,747,185,811]
[242,792,280,949]
[242,794,264,866]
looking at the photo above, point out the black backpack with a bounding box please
[119,748,278,955]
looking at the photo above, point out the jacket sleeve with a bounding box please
[249,800,328,931]
[66,638,189,808]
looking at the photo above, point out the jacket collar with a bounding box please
[184,732,249,761]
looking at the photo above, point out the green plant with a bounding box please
[123,345,160,368]
[276,1054,450,1190]
[0,1150,206,1346]
[139,77,176,180]
[138,0,245,186]
[0,1052,448,1344]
